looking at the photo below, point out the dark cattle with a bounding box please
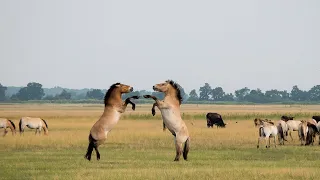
[312,116,320,123]
[206,113,226,128]
[281,116,294,121]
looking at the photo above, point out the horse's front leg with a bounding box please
[3,129,8,137]
[122,96,139,111]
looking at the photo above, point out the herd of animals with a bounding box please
[254,115,320,148]
[1,80,320,162]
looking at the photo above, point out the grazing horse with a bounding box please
[144,80,190,161]
[19,117,48,135]
[206,113,226,128]
[0,118,16,136]
[85,83,139,161]
[255,119,278,148]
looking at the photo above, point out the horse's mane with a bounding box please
[8,120,15,130]
[104,82,121,106]
[166,80,183,104]
[41,119,48,129]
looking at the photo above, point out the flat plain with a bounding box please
[1,104,320,180]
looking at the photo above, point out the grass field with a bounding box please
[1,104,320,180]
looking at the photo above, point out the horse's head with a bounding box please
[153,80,183,104]
[116,83,133,94]
[254,118,260,127]
[153,81,170,93]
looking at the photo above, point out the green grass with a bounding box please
[2,146,320,180]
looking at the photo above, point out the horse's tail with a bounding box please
[183,137,190,160]
[41,119,48,129]
[85,134,95,161]
[8,120,16,130]
[277,125,287,142]
[19,119,22,133]
[259,127,265,137]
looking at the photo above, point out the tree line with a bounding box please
[0,82,320,103]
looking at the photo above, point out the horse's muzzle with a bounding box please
[130,87,133,92]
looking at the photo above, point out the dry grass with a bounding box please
[1,104,320,179]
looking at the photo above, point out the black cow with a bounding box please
[312,116,320,123]
[206,113,226,128]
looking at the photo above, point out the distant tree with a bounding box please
[211,87,225,101]
[290,85,309,101]
[245,89,265,103]
[188,89,199,101]
[199,83,212,101]
[0,83,7,101]
[222,93,234,101]
[279,90,290,101]
[265,89,282,102]
[235,87,250,101]
[12,82,45,101]
[15,87,29,100]
[55,89,71,100]
[26,82,45,100]
[86,89,104,100]
[308,85,320,101]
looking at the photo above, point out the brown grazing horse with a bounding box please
[144,80,190,161]
[0,118,16,136]
[85,83,139,161]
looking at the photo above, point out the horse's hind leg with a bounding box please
[94,146,100,160]
[174,142,183,161]
[274,136,277,148]
[257,137,261,148]
[289,131,293,141]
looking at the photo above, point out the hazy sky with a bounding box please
[0,0,319,93]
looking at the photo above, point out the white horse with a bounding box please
[0,118,16,136]
[19,117,48,135]
[256,119,278,148]
[285,120,302,141]
[277,120,288,145]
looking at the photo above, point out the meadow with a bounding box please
[1,104,320,180]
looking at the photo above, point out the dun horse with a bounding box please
[144,80,190,161]
[282,118,301,141]
[85,83,139,161]
[19,117,48,135]
[255,119,278,148]
[0,118,16,136]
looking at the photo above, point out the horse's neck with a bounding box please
[164,90,180,106]
[105,91,122,107]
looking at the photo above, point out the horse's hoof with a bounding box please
[257,145,259,149]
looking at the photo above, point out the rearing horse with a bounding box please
[85,82,139,161]
[144,80,190,161]
[0,118,16,136]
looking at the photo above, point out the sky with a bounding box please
[0,0,319,93]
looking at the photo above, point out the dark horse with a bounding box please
[312,116,320,123]
[281,116,294,121]
[206,113,226,128]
